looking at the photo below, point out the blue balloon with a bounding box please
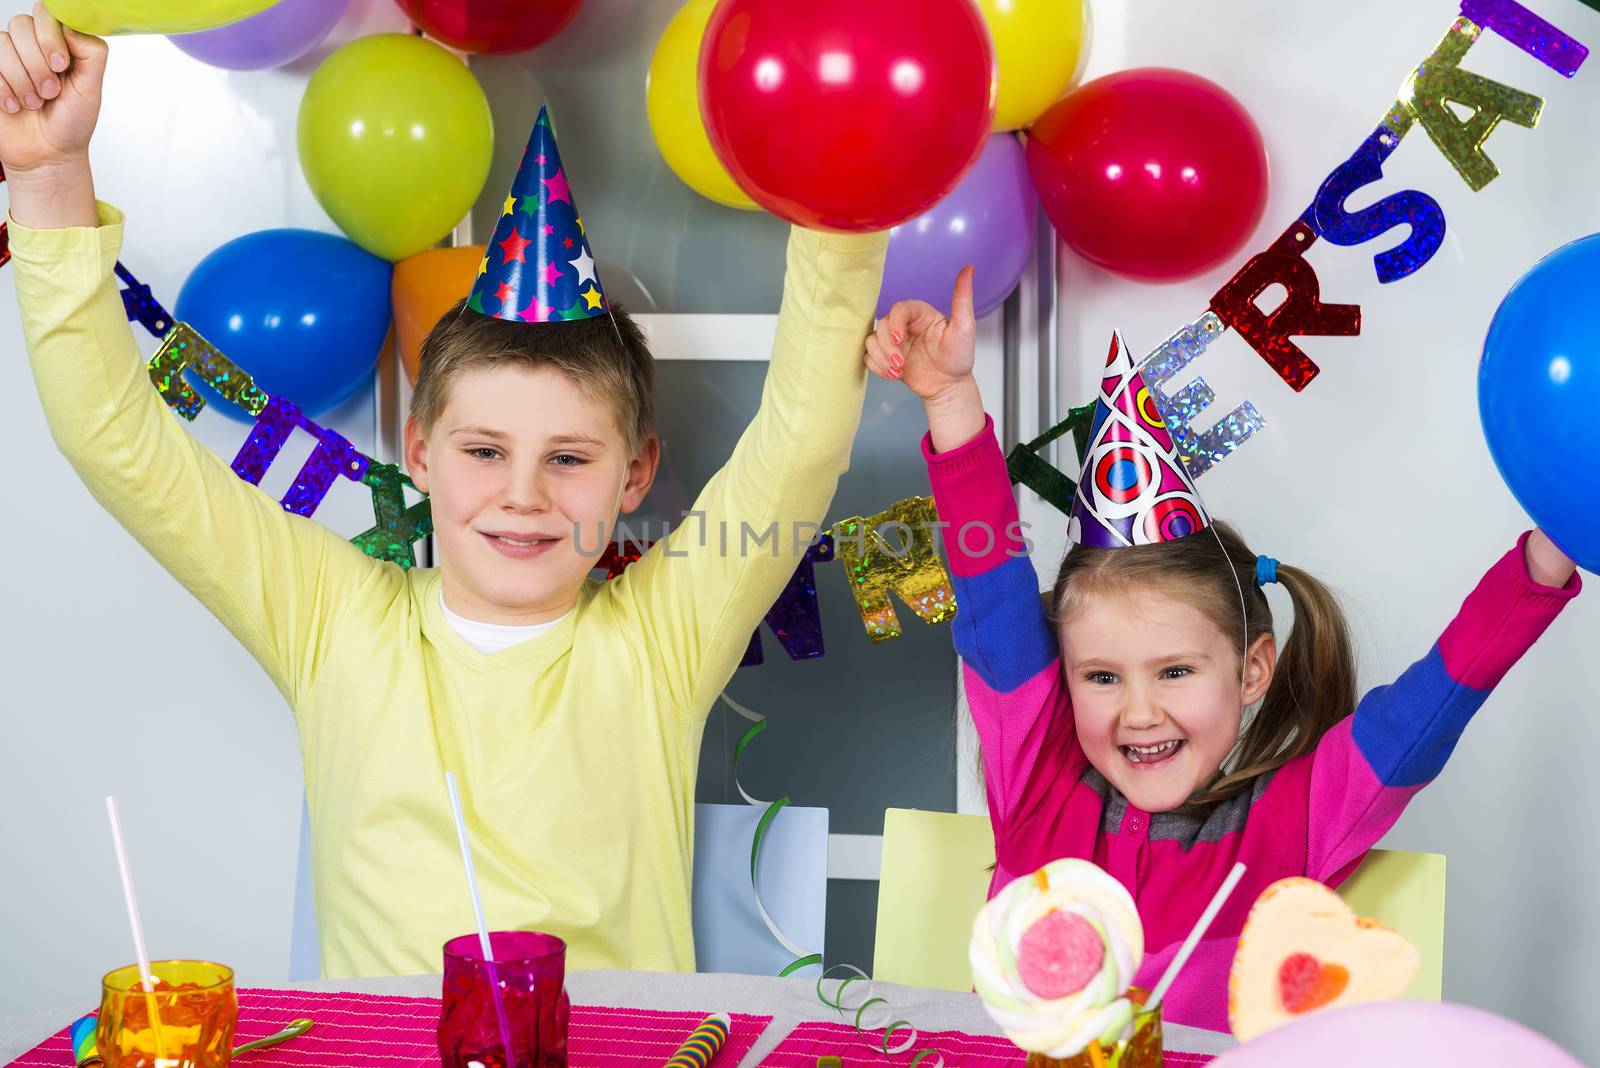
[176,229,393,422]
[1479,233,1600,574]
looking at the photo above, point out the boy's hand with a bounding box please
[864,265,978,404]
[0,5,105,227]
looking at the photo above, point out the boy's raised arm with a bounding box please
[608,225,887,717]
[5,11,381,705]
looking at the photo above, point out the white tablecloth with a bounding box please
[1,970,1236,1065]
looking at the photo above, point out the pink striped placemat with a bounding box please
[6,988,771,1067]
[757,1020,1215,1066]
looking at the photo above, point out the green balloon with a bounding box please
[298,34,494,262]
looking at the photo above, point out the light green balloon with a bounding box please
[298,34,494,262]
[44,0,279,35]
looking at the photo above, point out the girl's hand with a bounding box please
[0,5,105,228]
[863,266,987,452]
[864,265,978,402]
[1525,529,1577,589]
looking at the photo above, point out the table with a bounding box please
[1,970,1236,1065]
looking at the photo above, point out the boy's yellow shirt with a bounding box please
[12,203,886,978]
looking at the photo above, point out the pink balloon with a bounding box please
[1211,1002,1583,1067]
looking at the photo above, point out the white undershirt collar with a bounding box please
[439,589,573,655]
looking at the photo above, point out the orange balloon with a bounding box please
[392,244,486,384]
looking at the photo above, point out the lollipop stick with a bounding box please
[105,796,167,1060]
[1147,862,1247,1012]
[445,771,517,1068]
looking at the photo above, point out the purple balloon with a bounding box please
[170,0,348,71]
[1212,1002,1583,1067]
[876,132,1038,320]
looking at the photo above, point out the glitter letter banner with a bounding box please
[1141,311,1266,477]
[231,394,370,518]
[147,321,270,420]
[1305,128,1447,284]
[350,462,434,569]
[739,536,834,666]
[1177,1,1585,396]
[1209,222,1363,392]
[116,263,174,337]
[1387,17,1545,192]
[1006,402,1098,515]
[833,497,957,643]
[594,537,834,665]
[1459,0,1589,77]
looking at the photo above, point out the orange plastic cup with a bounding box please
[97,961,237,1068]
[1024,988,1163,1068]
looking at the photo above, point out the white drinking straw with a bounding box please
[105,796,167,1059]
[445,771,517,1068]
[1146,862,1248,1012]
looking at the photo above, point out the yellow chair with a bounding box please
[872,808,1445,1001]
[872,808,995,991]
[1336,848,1446,1001]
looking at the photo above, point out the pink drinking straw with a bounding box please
[105,796,168,1061]
[444,771,518,1068]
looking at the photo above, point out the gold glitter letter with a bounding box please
[833,496,957,643]
[146,322,269,421]
[1390,18,1544,191]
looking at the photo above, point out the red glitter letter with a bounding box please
[1209,222,1362,392]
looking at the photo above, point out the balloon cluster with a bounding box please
[647,0,1272,320]
[44,0,583,416]
[54,0,1276,411]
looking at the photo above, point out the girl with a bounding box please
[865,272,1580,1029]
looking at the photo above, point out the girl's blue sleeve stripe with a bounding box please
[1352,644,1491,788]
[952,555,1057,693]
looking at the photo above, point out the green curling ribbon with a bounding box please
[724,692,944,1067]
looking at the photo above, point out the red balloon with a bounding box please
[394,0,582,54]
[1026,69,1269,283]
[698,0,996,233]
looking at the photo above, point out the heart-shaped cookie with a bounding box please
[1229,877,1418,1041]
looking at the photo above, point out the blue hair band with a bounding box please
[1255,555,1279,586]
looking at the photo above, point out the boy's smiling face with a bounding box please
[405,364,658,627]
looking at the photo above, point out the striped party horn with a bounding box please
[663,1012,731,1068]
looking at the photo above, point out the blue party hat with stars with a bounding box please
[467,106,607,323]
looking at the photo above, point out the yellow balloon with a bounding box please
[298,35,494,262]
[978,0,1089,132]
[43,0,279,35]
[646,0,758,211]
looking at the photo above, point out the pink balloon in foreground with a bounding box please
[1210,1002,1584,1067]
[699,0,996,233]
[1026,68,1268,283]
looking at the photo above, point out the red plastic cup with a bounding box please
[439,932,570,1068]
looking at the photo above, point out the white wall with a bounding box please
[0,0,409,1015]
[1025,0,1599,1058]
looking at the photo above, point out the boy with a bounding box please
[2,8,887,976]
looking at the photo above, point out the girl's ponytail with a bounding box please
[1193,562,1357,810]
